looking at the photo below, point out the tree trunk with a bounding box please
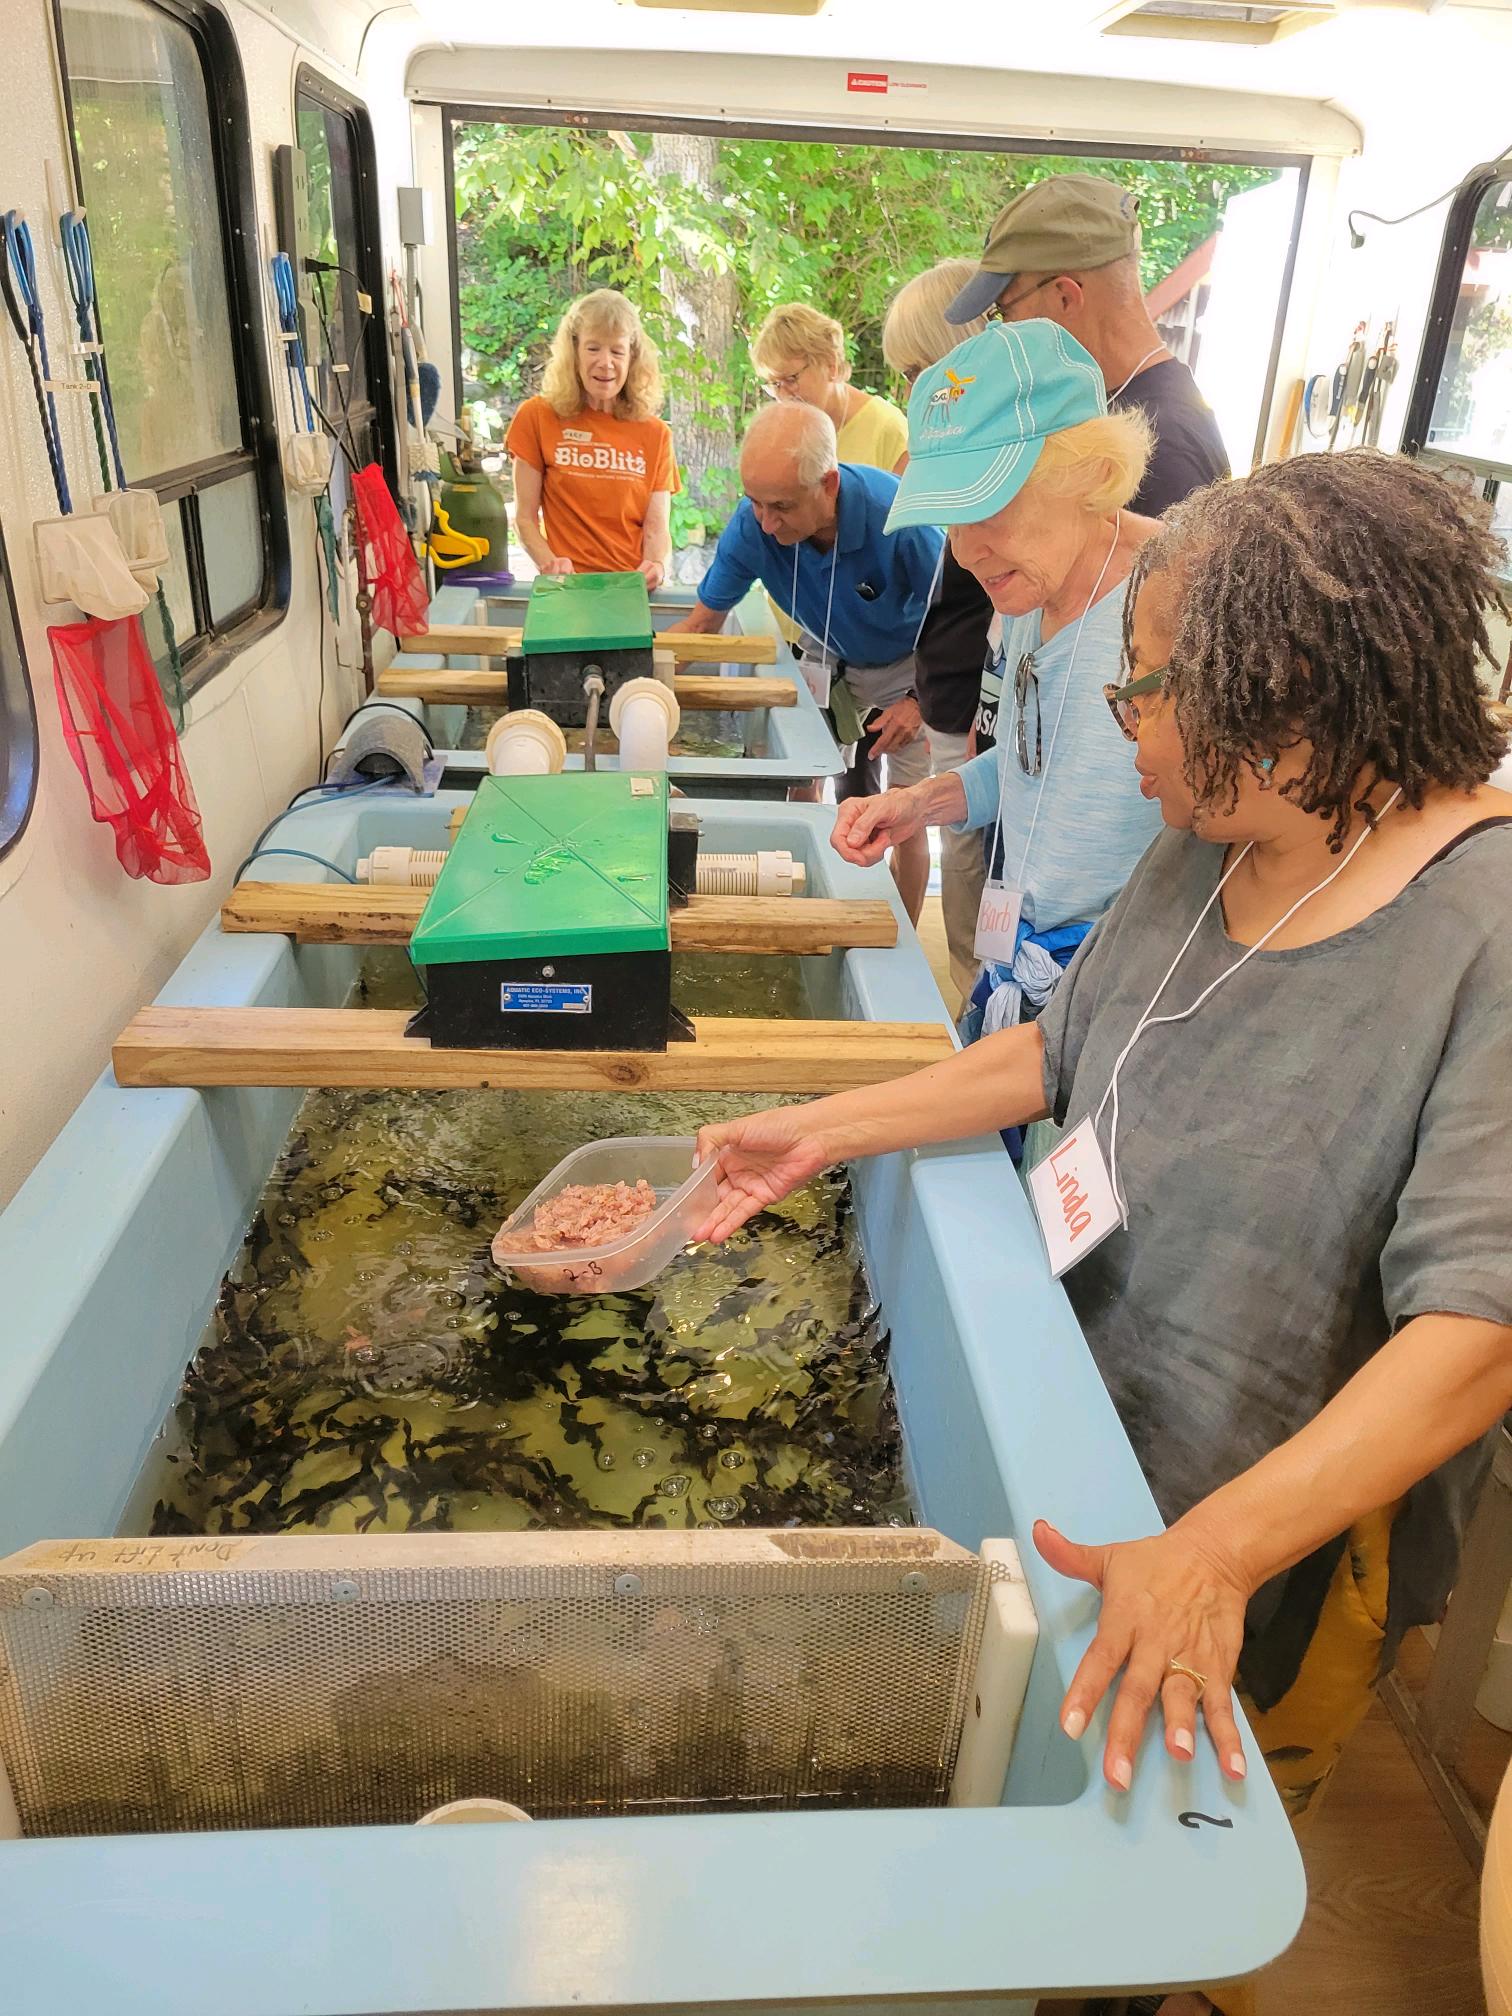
[645,132,740,526]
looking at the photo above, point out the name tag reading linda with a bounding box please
[1026,1118,1122,1277]
[974,880,1023,964]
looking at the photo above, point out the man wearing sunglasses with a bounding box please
[945,173,1229,520]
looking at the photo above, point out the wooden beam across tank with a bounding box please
[220,883,898,955]
[398,623,777,665]
[112,1008,953,1092]
[377,664,795,710]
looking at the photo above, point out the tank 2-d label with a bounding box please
[499,983,593,1014]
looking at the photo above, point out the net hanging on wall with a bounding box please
[48,613,210,885]
[350,463,429,639]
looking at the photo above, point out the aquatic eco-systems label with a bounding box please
[499,983,593,1014]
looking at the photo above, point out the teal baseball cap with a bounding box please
[885,320,1108,531]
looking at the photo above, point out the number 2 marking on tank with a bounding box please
[1178,1810,1235,1831]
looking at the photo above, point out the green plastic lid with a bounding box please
[410,773,669,965]
[520,571,653,657]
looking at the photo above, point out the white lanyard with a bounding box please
[793,537,840,662]
[985,513,1121,903]
[914,537,946,657]
[793,536,840,706]
[1106,346,1166,404]
[1092,787,1404,1220]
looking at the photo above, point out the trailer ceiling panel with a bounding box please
[405,44,1361,157]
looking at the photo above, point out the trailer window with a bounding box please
[295,70,388,474]
[56,0,284,686]
[0,544,38,860]
[1421,176,1512,473]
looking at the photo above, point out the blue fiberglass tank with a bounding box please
[0,795,1305,2013]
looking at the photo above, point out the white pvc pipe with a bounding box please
[696,851,806,898]
[609,677,680,775]
[486,710,567,777]
[416,1797,531,1825]
[356,846,447,887]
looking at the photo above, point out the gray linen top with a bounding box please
[1037,818,1512,1704]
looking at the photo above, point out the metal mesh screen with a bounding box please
[0,1529,993,1836]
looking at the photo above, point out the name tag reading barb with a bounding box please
[1027,1117,1122,1277]
[973,881,1022,965]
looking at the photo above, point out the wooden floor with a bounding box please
[1257,1670,1487,2015]
[913,893,959,1013]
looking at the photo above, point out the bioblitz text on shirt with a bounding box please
[556,433,648,478]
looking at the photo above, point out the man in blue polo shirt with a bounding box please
[665,401,942,918]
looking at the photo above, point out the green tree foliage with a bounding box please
[454,121,1276,526]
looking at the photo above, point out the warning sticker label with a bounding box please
[846,71,927,94]
[500,983,593,1014]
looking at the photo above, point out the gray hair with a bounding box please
[742,400,839,487]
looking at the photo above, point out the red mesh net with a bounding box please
[350,463,429,638]
[49,614,211,886]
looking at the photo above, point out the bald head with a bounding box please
[740,401,841,547]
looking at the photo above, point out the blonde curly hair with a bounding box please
[541,289,664,422]
[750,303,849,381]
[1022,410,1153,515]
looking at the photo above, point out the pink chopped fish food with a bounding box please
[526,1179,656,1251]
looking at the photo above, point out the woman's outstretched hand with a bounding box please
[541,555,575,576]
[831,785,928,868]
[694,1109,840,1243]
[1033,1516,1252,1793]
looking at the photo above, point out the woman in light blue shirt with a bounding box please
[832,321,1163,1069]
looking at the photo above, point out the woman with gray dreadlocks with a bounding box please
[696,450,1512,1993]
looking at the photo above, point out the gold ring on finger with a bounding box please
[1166,1657,1208,1701]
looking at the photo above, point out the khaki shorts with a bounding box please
[880,722,932,791]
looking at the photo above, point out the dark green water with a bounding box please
[139,953,908,1539]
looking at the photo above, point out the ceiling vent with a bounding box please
[1099,1,1338,42]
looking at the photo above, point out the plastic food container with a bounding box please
[490,1136,718,1293]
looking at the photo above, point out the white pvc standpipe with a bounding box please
[609,677,680,775]
[487,710,567,777]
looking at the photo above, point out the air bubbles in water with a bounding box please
[657,1474,690,1499]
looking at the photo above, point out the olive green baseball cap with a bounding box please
[946,175,1142,324]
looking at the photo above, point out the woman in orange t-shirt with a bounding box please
[506,290,680,587]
